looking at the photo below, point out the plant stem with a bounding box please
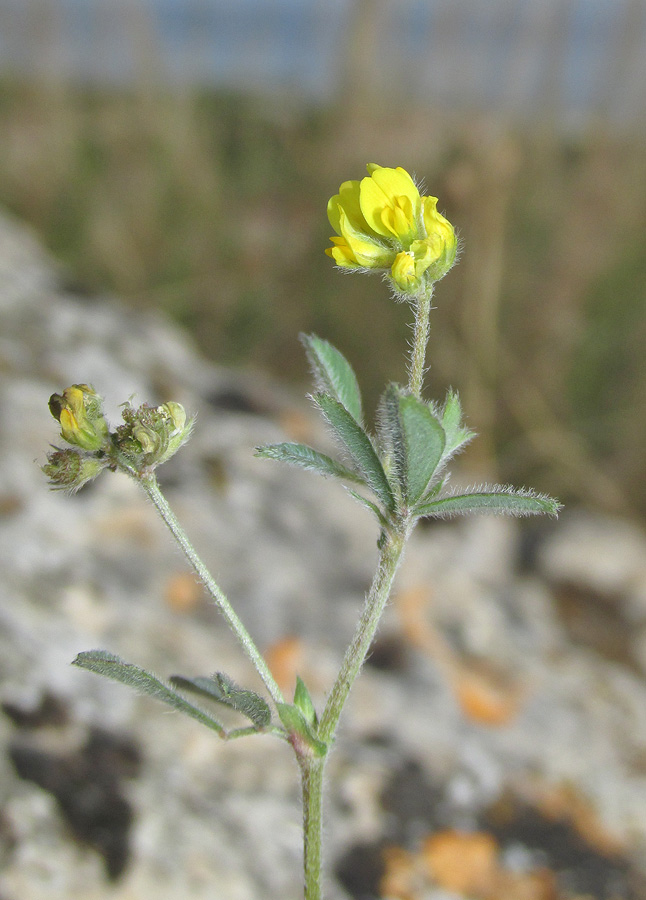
[318,530,406,744]
[306,288,435,892]
[301,756,325,900]
[297,532,405,900]
[142,286,432,900]
[140,473,285,707]
[408,286,434,398]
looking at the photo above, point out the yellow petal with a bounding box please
[327,179,366,236]
[337,207,395,267]
[325,238,360,268]
[359,165,421,242]
[422,196,455,244]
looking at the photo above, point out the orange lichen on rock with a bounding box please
[380,829,558,900]
[265,635,305,694]
[453,661,524,726]
[396,585,524,726]
[423,830,499,895]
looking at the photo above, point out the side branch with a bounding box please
[140,474,285,707]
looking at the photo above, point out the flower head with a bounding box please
[48,384,109,452]
[326,164,457,295]
[114,400,194,472]
[42,448,107,493]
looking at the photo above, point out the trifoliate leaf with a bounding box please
[73,650,226,737]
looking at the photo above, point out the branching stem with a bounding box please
[139,285,435,899]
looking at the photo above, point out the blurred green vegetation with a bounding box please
[0,77,645,518]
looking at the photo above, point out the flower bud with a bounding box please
[420,196,458,283]
[48,384,109,452]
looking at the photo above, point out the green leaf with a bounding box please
[293,676,317,728]
[301,334,363,423]
[398,393,446,503]
[255,442,365,484]
[169,673,271,728]
[277,703,328,758]
[415,485,562,519]
[73,650,226,737]
[436,389,476,463]
[314,393,394,512]
[378,385,445,505]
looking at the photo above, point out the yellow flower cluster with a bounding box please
[326,164,457,294]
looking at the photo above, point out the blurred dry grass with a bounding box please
[0,1,645,519]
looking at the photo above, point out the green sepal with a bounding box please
[378,385,446,505]
[301,334,363,424]
[73,650,227,737]
[293,676,318,728]
[314,392,394,513]
[414,485,562,519]
[277,703,328,758]
[169,673,271,728]
[255,442,365,485]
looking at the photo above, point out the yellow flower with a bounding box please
[48,384,109,452]
[326,164,457,294]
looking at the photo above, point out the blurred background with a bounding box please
[0,0,645,516]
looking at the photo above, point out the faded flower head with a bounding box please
[114,400,193,472]
[42,448,107,493]
[48,384,109,452]
[326,164,457,295]
[44,387,194,490]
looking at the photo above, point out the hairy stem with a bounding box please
[140,473,285,707]
[408,286,434,398]
[318,530,406,744]
[301,756,325,900]
[300,532,406,900]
